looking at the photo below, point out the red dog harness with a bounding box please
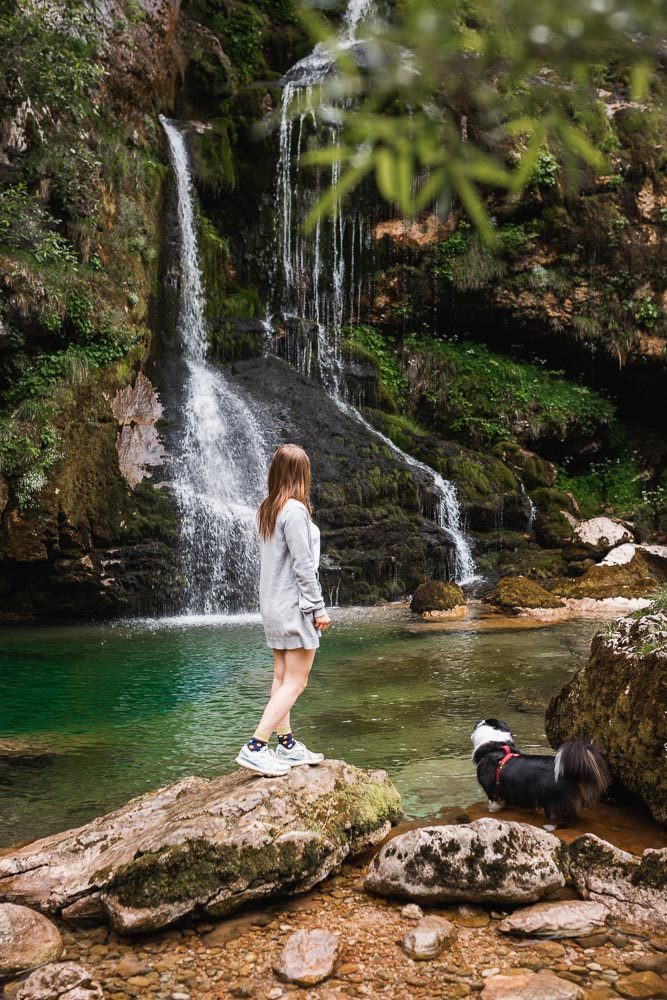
[495,744,520,786]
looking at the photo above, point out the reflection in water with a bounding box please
[0,609,612,845]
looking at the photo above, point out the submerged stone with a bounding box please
[0,903,63,981]
[498,900,609,939]
[480,970,584,1000]
[16,962,103,1000]
[401,915,458,959]
[273,928,339,986]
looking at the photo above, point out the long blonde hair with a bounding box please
[257,444,312,540]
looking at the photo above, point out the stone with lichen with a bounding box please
[0,760,401,935]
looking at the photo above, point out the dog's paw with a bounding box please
[487,799,504,812]
[543,823,557,832]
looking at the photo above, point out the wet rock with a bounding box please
[631,955,667,975]
[498,900,609,939]
[491,442,558,490]
[568,834,667,934]
[365,819,566,906]
[401,915,458,959]
[480,969,584,1000]
[0,904,63,981]
[0,738,56,764]
[0,760,401,934]
[546,612,667,824]
[410,580,465,614]
[488,576,564,612]
[400,903,424,921]
[273,929,339,986]
[16,962,103,999]
[615,971,667,999]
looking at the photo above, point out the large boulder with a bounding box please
[546,610,667,823]
[0,761,401,935]
[568,834,667,935]
[573,517,634,552]
[0,904,63,981]
[488,575,564,611]
[365,819,566,906]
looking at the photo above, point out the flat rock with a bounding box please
[365,819,566,906]
[16,962,103,1000]
[615,971,667,999]
[273,929,339,986]
[401,915,458,959]
[0,903,63,981]
[481,969,584,1000]
[498,900,609,939]
[0,760,401,934]
[568,834,667,934]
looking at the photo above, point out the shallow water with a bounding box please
[0,607,608,846]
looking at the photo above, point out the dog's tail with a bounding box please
[554,740,611,806]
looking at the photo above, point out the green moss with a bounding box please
[105,833,331,909]
[411,580,465,613]
[401,336,615,449]
[489,575,564,611]
[530,488,576,548]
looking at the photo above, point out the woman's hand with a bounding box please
[314,612,331,632]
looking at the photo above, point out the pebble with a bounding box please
[400,904,424,921]
[274,929,339,987]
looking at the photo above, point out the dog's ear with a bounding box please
[484,718,510,732]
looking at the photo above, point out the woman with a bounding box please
[236,443,331,776]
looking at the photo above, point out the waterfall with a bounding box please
[271,3,478,584]
[160,116,269,613]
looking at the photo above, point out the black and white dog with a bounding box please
[471,718,610,829]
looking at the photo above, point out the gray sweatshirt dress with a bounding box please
[259,498,326,650]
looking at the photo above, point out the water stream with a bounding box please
[271,1,477,583]
[160,116,270,613]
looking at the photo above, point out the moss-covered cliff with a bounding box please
[2,0,667,618]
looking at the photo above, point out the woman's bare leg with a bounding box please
[253,647,316,741]
[270,650,292,736]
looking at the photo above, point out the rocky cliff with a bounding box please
[1,0,667,618]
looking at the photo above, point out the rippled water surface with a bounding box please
[0,608,605,846]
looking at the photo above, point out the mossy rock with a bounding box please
[546,609,667,823]
[554,553,656,600]
[491,442,558,490]
[489,575,565,611]
[411,580,465,613]
[530,488,576,549]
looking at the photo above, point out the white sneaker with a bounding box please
[275,740,324,767]
[235,744,291,776]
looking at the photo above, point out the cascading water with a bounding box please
[272,3,478,584]
[160,116,269,613]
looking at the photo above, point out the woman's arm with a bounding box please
[282,506,326,616]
